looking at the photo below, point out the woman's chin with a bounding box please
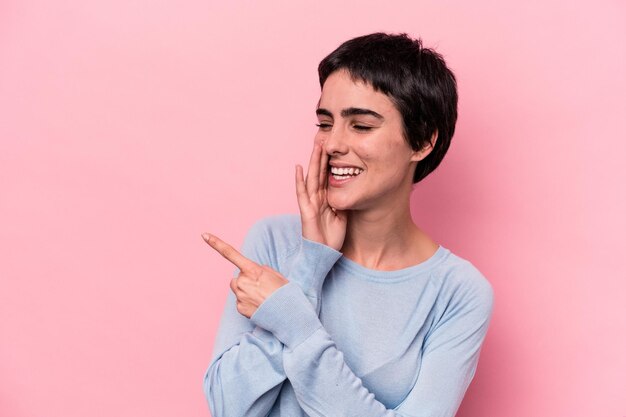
[327,195,354,212]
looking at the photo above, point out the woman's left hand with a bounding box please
[202,232,288,318]
[295,139,348,251]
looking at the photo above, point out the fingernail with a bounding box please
[201,233,211,243]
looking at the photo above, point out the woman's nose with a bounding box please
[323,126,349,156]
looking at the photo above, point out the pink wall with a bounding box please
[1,1,625,416]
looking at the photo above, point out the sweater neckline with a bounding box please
[335,245,450,281]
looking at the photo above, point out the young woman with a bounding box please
[202,32,494,417]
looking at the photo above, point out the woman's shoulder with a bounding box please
[242,213,303,264]
[248,213,301,244]
[432,249,494,311]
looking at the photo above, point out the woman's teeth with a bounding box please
[330,166,363,180]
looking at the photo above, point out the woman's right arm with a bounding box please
[203,219,286,417]
[202,218,341,417]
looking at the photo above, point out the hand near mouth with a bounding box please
[295,140,348,252]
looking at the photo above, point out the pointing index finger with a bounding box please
[202,233,258,272]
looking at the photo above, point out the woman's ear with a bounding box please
[410,130,438,162]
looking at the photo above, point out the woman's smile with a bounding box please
[328,162,364,186]
[328,167,363,186]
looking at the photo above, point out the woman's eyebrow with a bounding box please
[341,107,384,120]
[316,108,333,118]
[315,107,384,120]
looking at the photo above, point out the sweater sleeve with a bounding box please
[249,277,494,417]
[202,218,341,417]
[284,236,342,315]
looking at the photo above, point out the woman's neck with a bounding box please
[340,203,435,271]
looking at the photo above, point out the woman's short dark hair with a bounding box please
[318,32,458,184]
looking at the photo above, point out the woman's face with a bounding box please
[316,69,425,212]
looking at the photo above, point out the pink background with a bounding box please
[1,1,625,416]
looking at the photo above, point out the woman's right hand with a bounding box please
[295,139,348,251]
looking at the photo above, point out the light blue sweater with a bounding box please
[203,214,494,417]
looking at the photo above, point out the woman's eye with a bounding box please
[353,125,372,131]
[315,123,332,130]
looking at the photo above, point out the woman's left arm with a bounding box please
[249,276,494,417]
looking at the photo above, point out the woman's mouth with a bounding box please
[328,166,363,186]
